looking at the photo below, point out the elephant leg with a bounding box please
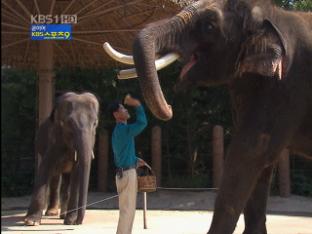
[25,155,56,225]
[243,165,274,234]
[45,174,61,216]
[60,173,71,219]
[208,149,266,234]
[64,166,79,225]
[208,126,296,233]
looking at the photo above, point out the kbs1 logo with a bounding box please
[30,14,77,40]
[31,14,77,24]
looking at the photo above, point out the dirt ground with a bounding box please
[2,191,312,234]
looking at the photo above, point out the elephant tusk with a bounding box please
[74,151,77,162]
[117,53,180,79]
[91,151,95,160]
[117,68,138,79]
[103,42,134,65]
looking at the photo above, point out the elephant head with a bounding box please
[105,0,292,120]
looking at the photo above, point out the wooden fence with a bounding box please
[97,125,291,197]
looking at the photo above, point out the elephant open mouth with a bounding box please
[179,54,197,80]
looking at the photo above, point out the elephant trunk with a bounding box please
[75,130,93,224]
[133,4,199,120]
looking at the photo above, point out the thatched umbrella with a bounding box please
[1,0,190,169]
[1,0,189,117]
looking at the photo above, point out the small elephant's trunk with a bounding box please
[75,132,93,224]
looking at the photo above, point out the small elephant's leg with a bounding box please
[60,173,71,219]
[64,166,79,225]
[243,165,274,234]
[45,174,61,216]
[25,156,55,225]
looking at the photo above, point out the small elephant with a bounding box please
[25,92,99,226]
[105,0,312,233]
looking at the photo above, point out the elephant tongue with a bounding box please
[179,55,196,79]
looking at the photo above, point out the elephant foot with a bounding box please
[45,208,59,216]
[24,216,41,226]
[75,216,83,225]
[60,205,67,219]
[64,218,79,225]
[60,213,66,219]
[243,229,267,234]
[64,213,78,225]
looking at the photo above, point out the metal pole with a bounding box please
[143,192,147,229]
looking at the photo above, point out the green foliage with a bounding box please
[291,171,312,196]
[293,0,312,10]
[290,157,312,196]
[274,0,312,10]
[163,174,211,188]
[1,69,37,196]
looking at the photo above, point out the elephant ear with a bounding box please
[236,5,287,80]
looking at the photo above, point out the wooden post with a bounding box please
[35,0,56,175]
[212,125,224,188]
[97,130,109,192]
[151,126,161,186]
[36,40,54,174]
[278,148,291,197]
[143,192,147,229]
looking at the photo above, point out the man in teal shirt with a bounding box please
[109,94,147,234]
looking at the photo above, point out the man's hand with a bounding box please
[137,158,146,168]
[124,94,141,107]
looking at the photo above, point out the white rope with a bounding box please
[157,187,218,191]
[59,187,217,216]
[60,194,119,216]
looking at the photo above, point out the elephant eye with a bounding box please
[202,23,215,33]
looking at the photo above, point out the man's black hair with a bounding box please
[107,100,121,117]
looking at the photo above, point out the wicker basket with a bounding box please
[137,164,157,192]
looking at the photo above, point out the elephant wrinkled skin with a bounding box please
[108,0,311,233]
[25,92,99,226]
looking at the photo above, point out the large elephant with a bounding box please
[104,0,312,233]
[25,92,99,226]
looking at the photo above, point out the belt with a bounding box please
[116,165,136,179]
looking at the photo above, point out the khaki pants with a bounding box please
[116,168,138,234]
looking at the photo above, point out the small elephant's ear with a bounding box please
[236,18,287,80]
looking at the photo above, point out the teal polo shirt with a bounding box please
[112,105,147,168]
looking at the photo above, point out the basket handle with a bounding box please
[141,162,155,175]
[144,162,152,171]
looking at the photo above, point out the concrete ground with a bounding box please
[2,191,312,234]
